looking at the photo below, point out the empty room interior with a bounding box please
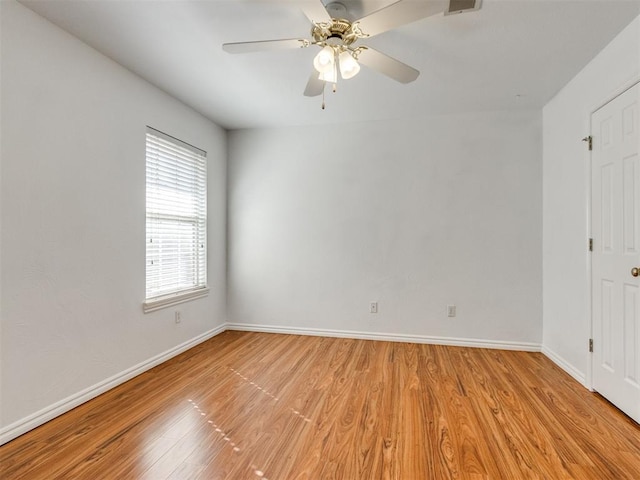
[1,0,640,478]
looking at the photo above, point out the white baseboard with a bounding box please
[541,346,586,386]
[0,324,226,446]
[225,323,542,352]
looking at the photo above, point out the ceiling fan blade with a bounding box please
[303,70,325,97]
[223,38,308,54]
[353,0,447,37]
[357,47,419,84]
[300,1,331,24]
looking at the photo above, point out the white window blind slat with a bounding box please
[145,127,207,302]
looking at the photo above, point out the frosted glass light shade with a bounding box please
[318,68,337,83]
[339,51,360,79]
[313,46,335,73]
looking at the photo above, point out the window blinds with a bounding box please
[145,127,207,301]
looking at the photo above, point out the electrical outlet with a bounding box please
[447,305,456,317]
[370,302,378,314]
[175,311,182,324]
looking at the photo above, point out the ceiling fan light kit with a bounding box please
[313,46,360,82]
[222,0,483,109]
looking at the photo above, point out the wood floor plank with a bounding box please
[1,331,639,479]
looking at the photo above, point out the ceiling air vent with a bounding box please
[445,0,482,15]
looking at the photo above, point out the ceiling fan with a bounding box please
[222,0,482,104]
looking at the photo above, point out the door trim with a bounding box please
[587,76,640,391]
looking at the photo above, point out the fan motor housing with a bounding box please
[311,18,362,46]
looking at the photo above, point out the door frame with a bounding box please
[587,76,640,391]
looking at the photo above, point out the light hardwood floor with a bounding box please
[1,331,639,479]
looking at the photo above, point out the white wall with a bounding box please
[0,0,4,431]
[542,16,640,383]
[0,0,227,442]
[228,111,542,348]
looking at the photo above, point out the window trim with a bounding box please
[144,126,208,313]
[143,286,210,313]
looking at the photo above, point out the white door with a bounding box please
[592,81,640,424]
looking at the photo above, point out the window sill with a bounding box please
[143,287,209,313]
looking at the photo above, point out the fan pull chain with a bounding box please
[320,81,337,110]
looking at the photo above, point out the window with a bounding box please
[144,127,207,312]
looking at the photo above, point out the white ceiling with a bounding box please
[20,0,640,130]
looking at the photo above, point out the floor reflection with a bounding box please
[229,367,313,423]
[187,398,270,479]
